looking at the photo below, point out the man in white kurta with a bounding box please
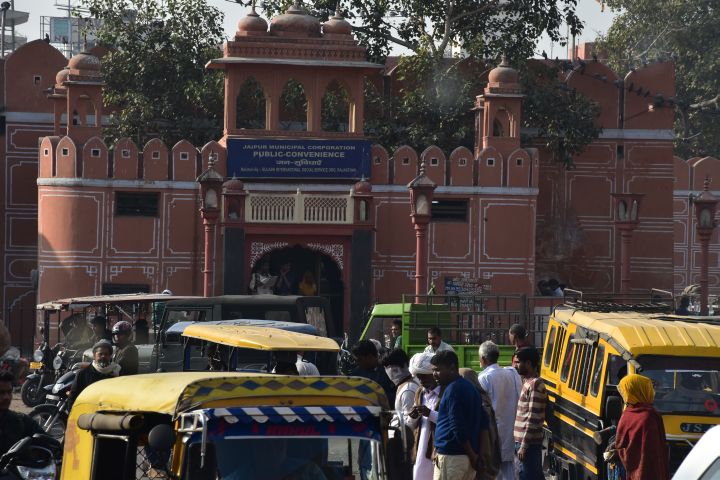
[477,341,522,480]
[406,353,440,480]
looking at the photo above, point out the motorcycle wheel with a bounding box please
[30,404,67,441]
[20,376,44,407]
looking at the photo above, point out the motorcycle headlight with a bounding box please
[16,463,56,480]
[33,349,44,362]
[52,356,63,370]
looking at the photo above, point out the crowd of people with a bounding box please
[0,315,672,480]
[348,324,548,480]
[249,260,319,296]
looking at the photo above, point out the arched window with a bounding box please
[493,109,511,137]
[236,77,266,130]
[279,79,307,131]
[321,80,350,132]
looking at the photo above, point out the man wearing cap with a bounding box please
[69,340,120,405]
[406,352,441,480]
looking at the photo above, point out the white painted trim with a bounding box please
[373,185,539,196]
[5,111,112,125]
[521,127,674,140]
[244,183,353,193]
[37,178,198,190]
[674,190,720,197]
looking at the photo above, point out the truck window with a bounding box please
[550,327,566,372]
[590,345,605,397]
[560,338,575,382]
[606,354,627,386]
[543,326,556,368]
[163,310,206,342]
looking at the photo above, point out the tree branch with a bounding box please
[352,25,419,52]
[689,94,720,111]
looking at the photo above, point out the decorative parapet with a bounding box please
[245,190,354,224]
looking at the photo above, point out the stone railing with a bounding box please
[245,191,353,224]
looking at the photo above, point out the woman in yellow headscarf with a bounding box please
[614,374,669,479]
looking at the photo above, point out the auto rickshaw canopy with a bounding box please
[73,372,389,418]
[180,324,340,352]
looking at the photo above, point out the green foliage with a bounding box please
[521,62,602,166]
[262,0,598,163]
[80,0,225,146]
[236,77,266,130]
[278,79,308,131]
[597,0,720,157]
[321,81,350,132]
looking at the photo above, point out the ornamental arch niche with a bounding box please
[321,80,351,132]
[249,244,344,334]
[279,79,308,131]
[235,76,267,130]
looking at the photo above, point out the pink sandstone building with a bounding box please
[0,5,714,347]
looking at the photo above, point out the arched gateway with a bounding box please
[249,244,344,335]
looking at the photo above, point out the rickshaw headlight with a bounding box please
[52,356,63,370]
[17,462,56,480]
[33,349,43,362]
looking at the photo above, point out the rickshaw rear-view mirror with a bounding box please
[148,424,176,451]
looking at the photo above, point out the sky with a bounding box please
[16,0,618,58]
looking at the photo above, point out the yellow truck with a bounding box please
[542,301,720,479]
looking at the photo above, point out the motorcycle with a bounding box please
[0,434,61,480]
[20,343,56,408]
[29,365,81,442]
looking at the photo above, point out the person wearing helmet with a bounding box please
[112,321,139,375]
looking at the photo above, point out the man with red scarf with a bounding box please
[615,374,669,480]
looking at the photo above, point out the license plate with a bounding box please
[29,362,43,369]
[680,423,715,434]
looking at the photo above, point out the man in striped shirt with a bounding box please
[513,347,546,480]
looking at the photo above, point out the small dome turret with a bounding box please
[236,5,268,36]
[323,8,352,36]
[223,177,246,194]
[488,56,519,85]
[353,177,372,194]
[55,67,70,88]
[67,51,101,75]
[269,1,321,38]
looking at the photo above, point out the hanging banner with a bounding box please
[227,138,371,179]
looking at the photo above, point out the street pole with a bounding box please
[414,221,428,298]
[201,209,218,297]
[693,177,718,315]
[407,160,436,302]
[611,192,643,295]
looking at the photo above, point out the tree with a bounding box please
[262,0,599,164]
[80,0,225,146]
[597,0,720,157]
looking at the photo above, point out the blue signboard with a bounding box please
[227,138,371,179]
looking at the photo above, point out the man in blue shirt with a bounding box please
[432,350,488,480]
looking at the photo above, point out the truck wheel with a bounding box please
[20,376,43,407]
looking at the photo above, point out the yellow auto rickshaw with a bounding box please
[174,321,341,373]
[61,372,390,479]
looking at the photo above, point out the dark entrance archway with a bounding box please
[251,245,343,335]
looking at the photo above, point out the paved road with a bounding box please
[12,390,33,414]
